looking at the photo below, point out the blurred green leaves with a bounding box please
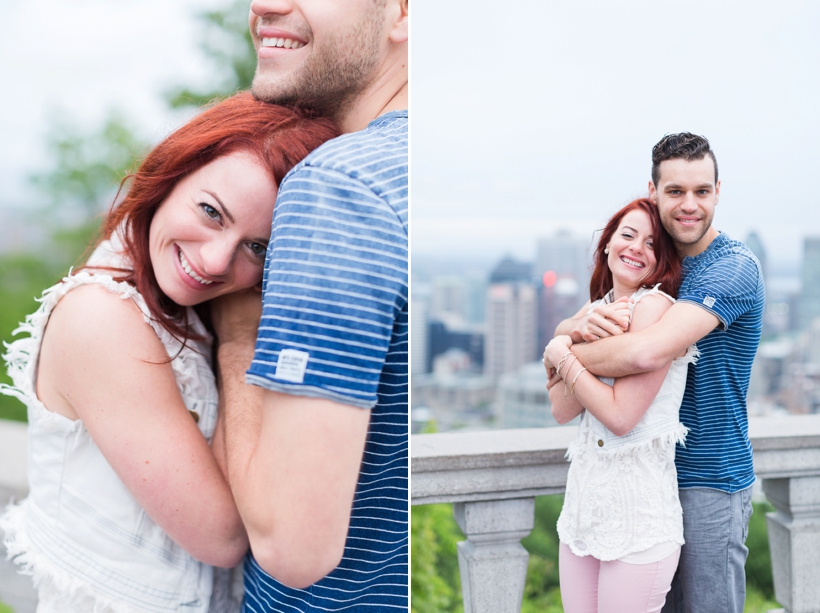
[165,0,256,108]
[0,0,256,423]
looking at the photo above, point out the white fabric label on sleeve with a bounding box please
[703,296,716,308]
[274,349,310,383]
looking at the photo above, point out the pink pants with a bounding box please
[559,543,680,613]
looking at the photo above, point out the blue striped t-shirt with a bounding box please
[674,232,764,493]
[245,110,408,611]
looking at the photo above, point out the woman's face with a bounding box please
[606,209,657,292]
[149,151,277,307]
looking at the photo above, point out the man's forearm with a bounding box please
[554,314,584,343]
[216,341,264,485]
[571,332,652,378]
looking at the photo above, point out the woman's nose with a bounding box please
[200,239,235,277]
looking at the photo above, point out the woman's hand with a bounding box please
[544,335,573,370]
[544,335,573,388]
[577,296,632,342]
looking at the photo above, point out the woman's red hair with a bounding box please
[588,198,681,301]
[97,92,339,341]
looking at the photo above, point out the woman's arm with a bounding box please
[548,366,585,425]
[544,293,674,436]
[36,284,248,567]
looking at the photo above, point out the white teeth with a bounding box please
[621,256,644,268]
[261,37,304,49]
[178,250,213,285]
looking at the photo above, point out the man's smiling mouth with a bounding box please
[262,37,306,49]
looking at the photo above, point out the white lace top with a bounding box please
[0,236,240,612]
[556,285,698,562]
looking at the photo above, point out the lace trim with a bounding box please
[0,500,148,613]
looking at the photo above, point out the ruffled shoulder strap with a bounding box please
[1,259,154,406]
[630,283,675,314]
[2,239,210,408]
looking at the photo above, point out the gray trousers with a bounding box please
[661,486,753,613]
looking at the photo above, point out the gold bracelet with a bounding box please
[564,355,577,377]
[555,351,573,375]
[570,367,588,395]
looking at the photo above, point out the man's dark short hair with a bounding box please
[651,132,718,186]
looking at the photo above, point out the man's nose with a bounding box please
[680,192,698,211]
[250,0,294,19]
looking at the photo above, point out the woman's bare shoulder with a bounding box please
[43,282,164,361]
[629,292,674,331]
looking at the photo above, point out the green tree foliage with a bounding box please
[0,0,252,423]
[411,497,779,612]
[165,0,257,108]
[411,504,463,613]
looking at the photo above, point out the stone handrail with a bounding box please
[411,415,820,613]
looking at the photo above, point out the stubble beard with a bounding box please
[252,7,384,120]
[659,207,715,252]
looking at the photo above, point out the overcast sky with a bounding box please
[0,0,218,207]
[411,0,820,274]
[4,1,817,274]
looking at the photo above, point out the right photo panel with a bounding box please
[410,2,820,612]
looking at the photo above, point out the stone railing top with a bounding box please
[412,415,820,505]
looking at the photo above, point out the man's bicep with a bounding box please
[247,390,371,585]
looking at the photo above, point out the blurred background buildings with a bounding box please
[412,229,820,434]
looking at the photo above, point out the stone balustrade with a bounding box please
[411,415,820,613]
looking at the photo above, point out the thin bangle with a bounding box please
[562,355,577,378]
[570,367,588,395]
[556,351,573,375]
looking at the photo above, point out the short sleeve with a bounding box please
[676,253,761,330]
[246,165,408,409]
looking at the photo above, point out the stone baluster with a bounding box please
[762,476,820,613]
[453,498,535,613]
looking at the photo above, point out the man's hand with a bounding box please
[575,297,631,342]
[210,288,263,346]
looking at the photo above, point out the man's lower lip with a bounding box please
[258,46,303,59]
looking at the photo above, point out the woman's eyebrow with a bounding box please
[204,190,235,223]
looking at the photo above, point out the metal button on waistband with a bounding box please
[597,439,604,447]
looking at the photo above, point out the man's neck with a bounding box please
[335,55,408,133]
[676,226,720,259]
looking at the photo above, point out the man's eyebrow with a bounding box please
[664,183,713,190]
[205,190,235,223]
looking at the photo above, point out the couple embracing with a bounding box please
[544,133,764,612]
[1,1,408,612]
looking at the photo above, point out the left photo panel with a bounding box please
[0,1,409,612]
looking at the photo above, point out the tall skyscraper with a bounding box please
[536,230,593,350]
[410,287,430,376]
[745,231,767,285]
[484,257,537,379]
[800,237,820,331]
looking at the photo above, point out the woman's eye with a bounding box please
[622,233,633,239]
[201,203,220,219]
[249,242,267,257]
[646,241,654,249]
